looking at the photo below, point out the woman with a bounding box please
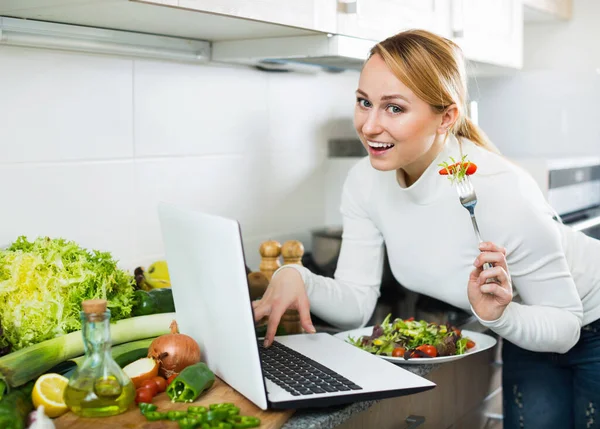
[252,29,600,429]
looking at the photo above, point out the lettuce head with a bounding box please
[0,236,135,351]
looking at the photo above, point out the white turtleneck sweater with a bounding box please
[275,136,600,354]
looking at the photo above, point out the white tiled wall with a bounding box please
[470,0,600,158]
[0,45,359,271]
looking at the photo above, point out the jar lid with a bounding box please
[82,299,107,314]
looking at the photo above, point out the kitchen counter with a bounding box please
[281,364,438,429]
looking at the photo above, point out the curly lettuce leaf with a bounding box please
[0,236,135,350]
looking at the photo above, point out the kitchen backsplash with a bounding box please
[0,45,360,271]
[471,0,600,158]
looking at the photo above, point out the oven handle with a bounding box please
[570,215,600,232]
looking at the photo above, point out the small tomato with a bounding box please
[392,347,406,358]
[135,388,154,404]
[152,376,167,393]
[416,344,438,358]
[139,380,158,397]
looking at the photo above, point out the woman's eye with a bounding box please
[357,98,372,108]
[386,105,403,114]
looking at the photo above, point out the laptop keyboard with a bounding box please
[258,340,363,396]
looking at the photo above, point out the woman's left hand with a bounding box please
[467,241,513,321]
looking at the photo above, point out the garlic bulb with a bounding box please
[28,406,56,429]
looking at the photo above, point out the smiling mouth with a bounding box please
[367,141,395,154]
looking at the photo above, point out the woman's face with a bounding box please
[354,54,448,175]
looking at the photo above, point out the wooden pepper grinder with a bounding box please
[259,240,282,281]
[279,240,305,335]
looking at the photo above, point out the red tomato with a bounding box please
[406,317,415,322]
[139,380,158,397]
[466,340,476,349]
[135,388,154,404]
[392,347,406,358]
[453,328,462,337]
[167,373,178,386]
[416,345,438,358]
[152,376,167,393]
[438,162,477,176]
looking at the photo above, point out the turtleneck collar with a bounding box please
[394,134,466,205]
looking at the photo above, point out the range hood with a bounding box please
[211,34,377,72]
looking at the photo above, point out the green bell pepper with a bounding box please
[0,382,34,429]
[131,288,175,316]
[166,362,215,403]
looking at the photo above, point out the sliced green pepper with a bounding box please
[206,409,230,422]
[188,405,208,414]
[138,402,158,414]
[167,410,189,421]
[209,402,235,411]
[227,416,261,429]
[178,416,200,429]
[144,411,167,421]
[187,412,206,423]
[211,423,233,429]
[166,362,215,403]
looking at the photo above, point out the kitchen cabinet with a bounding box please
[0,0,331,42]
[523,0,572,21]
[451,0,523,70]
[142,0,338,34]
[335,0,452,41]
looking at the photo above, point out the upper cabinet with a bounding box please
[1,0,525,73]
[522,0,572,21]
[451,0,523,70]
[139,0,338,34]
[335,0,451,41]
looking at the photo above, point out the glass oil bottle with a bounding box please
[64,299,135,417]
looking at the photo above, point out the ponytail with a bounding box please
[454,116,501,155]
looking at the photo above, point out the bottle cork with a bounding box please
[82,299,107,314]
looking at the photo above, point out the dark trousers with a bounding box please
[502,318,600,429]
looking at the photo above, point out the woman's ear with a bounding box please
[437,104,459,134]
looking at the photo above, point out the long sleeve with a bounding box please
[273,162,385,330]
[472,170,584,353]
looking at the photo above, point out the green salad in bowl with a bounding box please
[347,314,475,360]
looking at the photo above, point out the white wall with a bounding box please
[0,45,359,271]
[470,0,600,158]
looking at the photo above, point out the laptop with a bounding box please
[157,202,435,410]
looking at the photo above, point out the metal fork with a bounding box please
[455,176,494,273]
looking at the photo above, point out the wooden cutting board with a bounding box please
[54,377,294,429]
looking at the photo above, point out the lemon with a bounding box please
[32,373,69,418]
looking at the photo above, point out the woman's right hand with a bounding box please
[252,268,316,347]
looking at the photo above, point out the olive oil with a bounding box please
[64,299,136,417]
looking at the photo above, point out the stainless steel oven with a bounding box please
[546,162,600,240]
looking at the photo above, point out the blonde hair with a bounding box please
[368,29,500,154]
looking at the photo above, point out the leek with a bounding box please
[0,313,175,388]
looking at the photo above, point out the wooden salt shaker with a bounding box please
[259,240,281,281]
[279,240,305,335]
